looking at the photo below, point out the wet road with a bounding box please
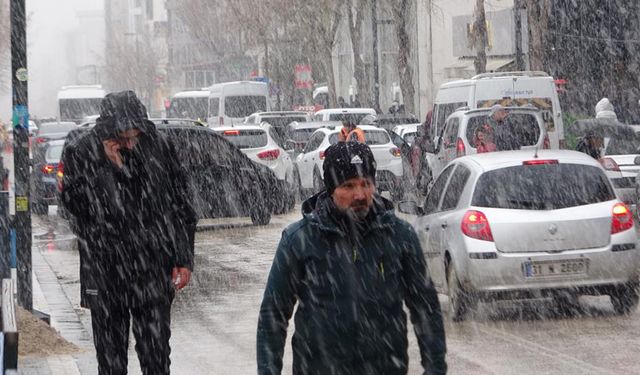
[32,207,640,375]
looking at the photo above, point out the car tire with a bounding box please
[447,263,474,322]
[313,168,324,194]
[610,283,639,315]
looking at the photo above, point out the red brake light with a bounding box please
[35,137,46,144]
[319,150,326,160]
[600,157,620,171]
[456,137,465,157]
[461,210,494,241]
[390,147,401,157]
[257,149,280,161]
[612,203,634,234]
[56,161,64,191]
[223,129,240,136]
[41,164,55,174]
[543,134,550,149]
[523,159,559,165]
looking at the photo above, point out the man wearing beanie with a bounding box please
[60,90,197,374]
[257,142,446,375]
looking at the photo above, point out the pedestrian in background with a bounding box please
[60,90,197,375]
[338,116,366,143]
[595,97,618,120]
[257,142,447,375]
[575,129,604,160]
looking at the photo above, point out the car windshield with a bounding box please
[59,98,102,121]
[216,129,268,149]
[466,113,541,148]
[605,136,640,155]
[225,96,267,118]
[472,163,615,210]
[39,122,77,134]
[261,117,307,128]
[168,97,208,120]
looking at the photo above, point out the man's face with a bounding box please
[114,128,142,150]
[493,109,508,122]
[332,176,375,220]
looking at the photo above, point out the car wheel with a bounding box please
[312,168,324,194]
[447,263,474,322]
[610,283,639,315]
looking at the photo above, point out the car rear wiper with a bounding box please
[506,199,546,209]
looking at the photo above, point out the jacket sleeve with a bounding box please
[164,136,197,270]
[402,227,447,375]
[257,232,300,375]
[60,143,92,221]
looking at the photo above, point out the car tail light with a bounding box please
[456,137,465,157]
[611,203,634,234]
[35,137,47,144]
[41,164,55,174]
[461,210,494,241]
[600,157,620,171]
[523,159,559,165]
[223,129,240,136]
[390,147,401,157]
[543,134,550,149]
[319,150,326,160]
[56,161,64,191]
[257,149,280,161]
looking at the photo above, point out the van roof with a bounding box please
[458,106,542,116]
[439,71,553,90]
[173,90,210,98]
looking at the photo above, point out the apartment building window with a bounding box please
[184,71,215,88]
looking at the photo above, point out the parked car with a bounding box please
[570,118,640,208]
[399,150,640,320]
[244,111,311,127]
[214,124,295,212]
[428,107,547,180]
[312,108,376,123]
[295,125,404,201]
[59,119,281,224]
[284,121,340,159]
[31,139,64,214]
[33,121,78,159]
[361,114,420,133]
[392,123,420,146]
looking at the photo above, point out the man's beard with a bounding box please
[343,201,371,221]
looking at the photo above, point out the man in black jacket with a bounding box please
[257,142,446,375]
[60,91,197,375]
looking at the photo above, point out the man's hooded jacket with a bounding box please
[60,91,197,308]
[257,192,447,375]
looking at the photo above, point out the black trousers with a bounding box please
[91,299,172,375]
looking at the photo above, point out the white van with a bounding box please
[207,81,270,126]
[168,89,210,121]
[57,85,106,124]
[432,71,564,149]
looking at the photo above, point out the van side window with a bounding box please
[434,102,466,137]
[209,98,220,117]
[443,118,460,149]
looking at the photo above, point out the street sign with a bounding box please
[295,65,313,89]
[11,105,28,130]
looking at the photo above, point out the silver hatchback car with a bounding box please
[400,150,640,321]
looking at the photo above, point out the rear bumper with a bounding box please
[459,237,640,297]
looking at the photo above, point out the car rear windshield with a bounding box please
[216,129,268,149]
[472,164,615,210]
[605,136,640,155]
[39,122,77,134]
[328,113,369,123]
[46,144,63,161]
[225,96,267,118]
[466,113,541,148]
[262,117,307,128]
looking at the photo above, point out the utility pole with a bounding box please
[10,0,32,310]
[514,0,525,70]
[371,0,380,112]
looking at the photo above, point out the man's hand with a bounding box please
[172,267,191,290]
[103,140,123,168]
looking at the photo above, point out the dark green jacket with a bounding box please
[257,192,446,375]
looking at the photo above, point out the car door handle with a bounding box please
[441,222,448,229]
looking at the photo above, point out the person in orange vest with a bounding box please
[338,117,366,143]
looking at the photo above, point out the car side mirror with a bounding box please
[634,156,640,165]
[397,201,424,216]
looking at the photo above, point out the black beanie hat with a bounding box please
[323,142,377,194]
[94,90,152,141]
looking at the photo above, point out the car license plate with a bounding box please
[523,259,588,278]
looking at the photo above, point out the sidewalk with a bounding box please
[19,247,95,374]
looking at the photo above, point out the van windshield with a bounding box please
[226,96,267,118]
[168,97,208,120]
[59,98,102,122]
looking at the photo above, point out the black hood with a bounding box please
[93,90,155,141]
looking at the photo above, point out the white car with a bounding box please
[295,125,404,200]
[392,123,420,146]
[400,150,640,320]
[244,111,311,127]
[313,108,376,123]
[214,124,295,210]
